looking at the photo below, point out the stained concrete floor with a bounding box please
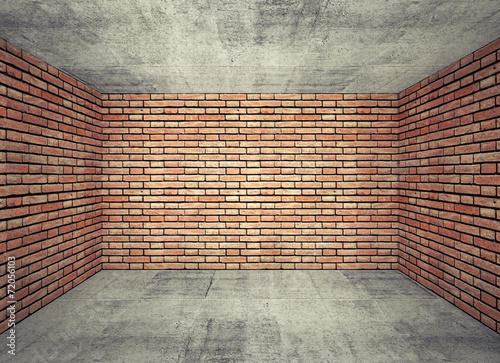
[1,270,500,362]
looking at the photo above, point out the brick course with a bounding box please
[1,36,499,334]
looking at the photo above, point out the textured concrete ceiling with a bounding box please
[1,0,499,94]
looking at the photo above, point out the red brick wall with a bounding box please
[99,93,400,270]
[1,35,499,335]
[0,39,105,333]
[396,38,500,333]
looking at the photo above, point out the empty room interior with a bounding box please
[1,0,500,362]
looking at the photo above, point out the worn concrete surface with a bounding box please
[1,270,500,362]
[1,0,499,93]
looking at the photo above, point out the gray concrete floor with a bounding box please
[2,270,500,363]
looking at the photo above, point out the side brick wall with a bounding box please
[397,38,500,333]
[0,39,105,333]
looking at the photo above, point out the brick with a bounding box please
[474,38,500,60]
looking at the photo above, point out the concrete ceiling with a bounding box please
[1,0,499,94]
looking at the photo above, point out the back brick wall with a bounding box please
[100,93,400,270]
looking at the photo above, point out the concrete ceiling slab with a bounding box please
[1,0,499,94]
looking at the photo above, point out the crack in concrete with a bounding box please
[205,271,215,298]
